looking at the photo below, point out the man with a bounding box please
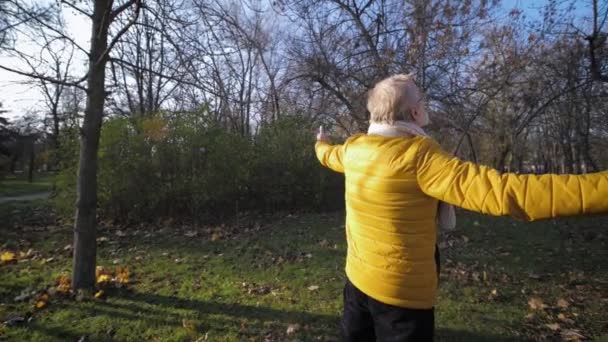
[315,74,608,341]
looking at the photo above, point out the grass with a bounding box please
[0,201,607,341]
[0,174,55,197]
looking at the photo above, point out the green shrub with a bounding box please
[54,113,344,223]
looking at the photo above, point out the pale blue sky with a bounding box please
[0,0,599,118]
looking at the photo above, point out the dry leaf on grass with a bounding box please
[56,276,71,294]
[115,266,130,285]
[34,293,50,310]
[557,298,569,308]
[286,323,300,335]
[1,251,16,264]
[528,297,546,310]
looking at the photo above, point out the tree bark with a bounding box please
[27,136,34,183]
[72,0,112,290]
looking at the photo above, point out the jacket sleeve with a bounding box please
[415,137,608,221]
[315,141,345,173]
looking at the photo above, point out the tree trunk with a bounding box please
[27,136,34,183]
[72,0,111,290]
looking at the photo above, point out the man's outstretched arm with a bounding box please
[415,137,608,221]
[315,126,345,173]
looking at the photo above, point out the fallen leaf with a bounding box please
[35,293,49,309]
[182,318,195,331]
[561,329,585,340]
[3,315,26,326]
[558,313,575,324]
[528,297,546,310]
[56,276,71,294]
[94,290,105,299]
[307,285,319,291]
[211,232,221,241]
[247,285,272,295]
[184,231,198,238]
[97,274,111,284]
[115,266,130,285]
[557,298,569,308]
[1,251,16,264]
[545,323,560,331]
[14,291,31,302]
[462,235,470,243]
[286,323,301,335]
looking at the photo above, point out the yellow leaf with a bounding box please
[115,266,130,284]
[1,251,16,263]
[96,266,112,284]
[94,290,105,299]
[56,276,71,294]
[96,266,108,277]
[34,293,50,309]
[97,274,111,284]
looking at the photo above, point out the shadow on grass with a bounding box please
[25,290,520,341]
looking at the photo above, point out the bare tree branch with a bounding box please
[0,64,87,91]
[60,0,93,18]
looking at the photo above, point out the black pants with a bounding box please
[435,243,440,278]
[340,280,434,341]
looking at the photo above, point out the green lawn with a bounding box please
[0,174,55,197]
[1,201,606,341]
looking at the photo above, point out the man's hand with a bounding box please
[317,125,329,142]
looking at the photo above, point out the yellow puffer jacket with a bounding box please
[315,134,608,309]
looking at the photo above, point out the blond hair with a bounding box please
[367,74,420,124]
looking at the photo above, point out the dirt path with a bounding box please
[0,192,51,203]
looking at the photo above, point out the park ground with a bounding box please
[0,176,607,341]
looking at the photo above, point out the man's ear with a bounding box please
[411,107,430,127]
